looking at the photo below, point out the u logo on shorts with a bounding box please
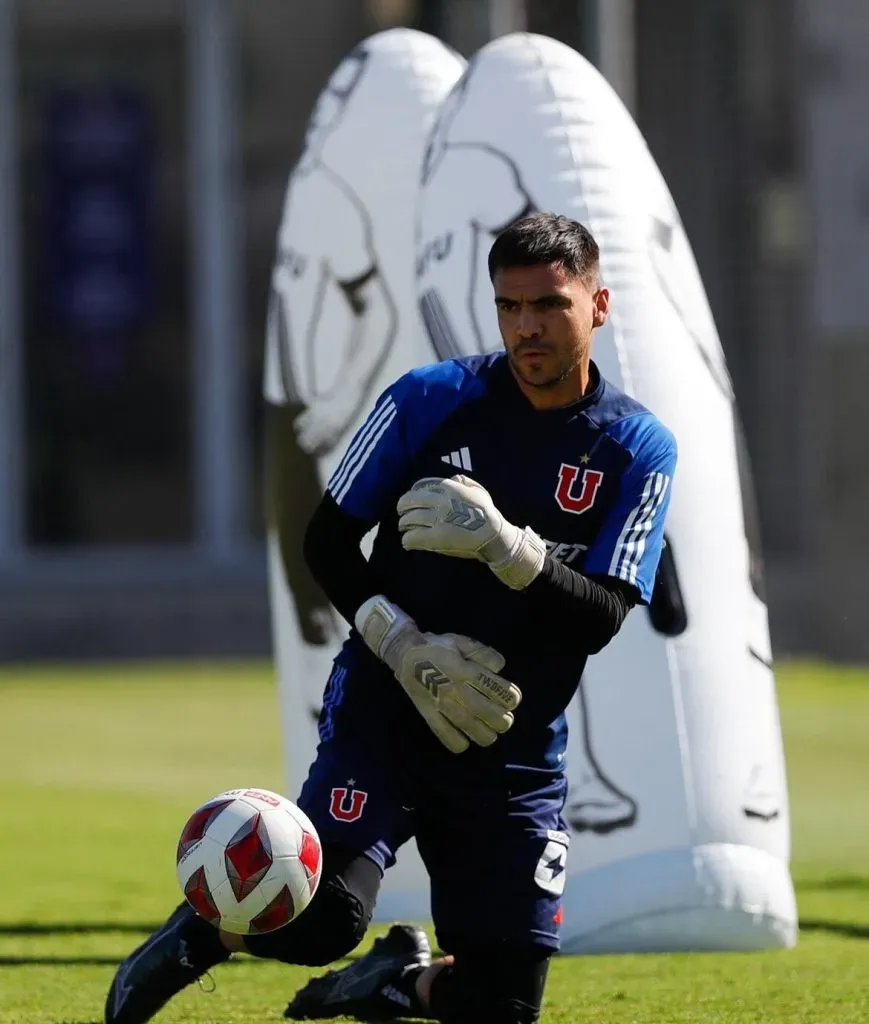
[329,786,368,822]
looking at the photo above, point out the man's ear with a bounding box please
[592,287,610,327]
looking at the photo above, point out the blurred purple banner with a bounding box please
[43,89,155,373]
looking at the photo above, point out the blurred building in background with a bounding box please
[0,0,864,660]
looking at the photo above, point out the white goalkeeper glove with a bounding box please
[355,594,522,754]
[396,475,547,590]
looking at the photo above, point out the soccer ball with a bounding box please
[175,787,322,935]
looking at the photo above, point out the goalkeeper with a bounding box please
[106,213,677,1024]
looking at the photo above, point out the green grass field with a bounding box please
[0,660,867,1023]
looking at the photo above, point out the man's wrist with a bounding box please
[355,595,418,670]
[486,527,547,590]
[478,530,512,566]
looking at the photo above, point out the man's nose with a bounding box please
[516,304,541,338]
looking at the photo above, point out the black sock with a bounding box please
[379,963,430,1018]
[182,907,231,966]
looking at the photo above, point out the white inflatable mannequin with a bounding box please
[264,29,465,912]
[414,33,797,952]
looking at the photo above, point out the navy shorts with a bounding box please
[297,668,570,952]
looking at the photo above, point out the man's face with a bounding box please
[493,262,609,390]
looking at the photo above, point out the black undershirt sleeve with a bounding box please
[304,494,641,653]
[524,556,640,655]
[302,493,382,627]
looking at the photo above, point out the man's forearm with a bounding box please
[302,494,382,627]
[523,557,637,654]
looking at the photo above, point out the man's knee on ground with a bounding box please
[243,853,379,967]
[429,943,551,1024]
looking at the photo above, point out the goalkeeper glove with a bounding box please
[396,475,547,590]
[355,594,521,754]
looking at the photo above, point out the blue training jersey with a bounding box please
[324,352,677,773]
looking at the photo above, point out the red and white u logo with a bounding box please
[555,464,604,515]
[329,787,368,823]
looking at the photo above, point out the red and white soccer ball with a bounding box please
[175,788,322,935]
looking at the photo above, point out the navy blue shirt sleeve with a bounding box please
[325,379,412,525]
[583,414,678,604]
[325,360,485,528]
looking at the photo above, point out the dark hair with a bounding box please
[487,212,600,284]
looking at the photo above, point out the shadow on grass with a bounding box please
[0,954,311,966]
[0,948,366,966]
[799,919,869,940]
[0,955,125,966]
[0,922,161,936]
[796,874,869,892]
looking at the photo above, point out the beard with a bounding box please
[507,341,583,389]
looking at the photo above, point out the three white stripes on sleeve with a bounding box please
[327,397,397,506]
[326,394,477,509]
[608,470,670,586]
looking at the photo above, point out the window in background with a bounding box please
[19,9,192,545]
